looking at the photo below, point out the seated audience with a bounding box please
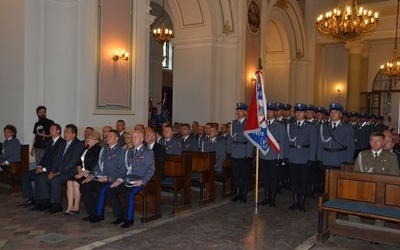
[0,125,21,170]
[107,130,155,228]
[64,130,102,215]
[80,129,126,223]
[18,124,65,210]
[36,124,85,214]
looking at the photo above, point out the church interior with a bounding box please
[1,0,400,249]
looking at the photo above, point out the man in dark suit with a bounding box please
[107,130,155,228]
[80,129,126,223]
[116,120,126,147]
[36,124,85,214]
[0,124,21,169]
[18,123,65,210]
[145,126,166,179]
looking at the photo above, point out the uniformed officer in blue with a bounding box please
[258,103,288,207]
[179,123,199,152]
[202,126,226,173]
[317,102,355,170]
[159,125,182,155]
[287,103,317,212]
[227,102,254,203]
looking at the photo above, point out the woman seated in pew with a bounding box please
[122,132,133,150]
[63,130,102,215]
[0,124,21,171]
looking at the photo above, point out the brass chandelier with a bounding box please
[152,0,173,43]
[316,0,379,42]
[380,0,400,79]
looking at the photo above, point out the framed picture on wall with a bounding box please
[247,0,260,36]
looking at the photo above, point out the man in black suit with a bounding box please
[145,126,166,179]
[116,120,126,147]
[18,123,65,210]
[36,124,85,214]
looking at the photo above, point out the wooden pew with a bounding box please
[134,159,162,225]
[215,155,234,198]
[160,155,192,214]
[0,144,29,193]
[317,169,400,246]
[183,151,216,206]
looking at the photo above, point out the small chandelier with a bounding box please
[316,0,379,42]
[152,0,173,43]
[380,0,400,79]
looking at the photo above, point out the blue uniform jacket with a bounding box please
[0,137,21,164]
[90,144,126,182]
[260,120,288,160]
[317,121,355,167]
[287,121,317,164]
[124,145,155,186]
[227,118,254,158]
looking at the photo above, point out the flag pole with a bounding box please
[254,57,263,212]
[255,148,260,212]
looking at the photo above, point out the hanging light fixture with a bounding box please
[316,0,379,42]
[152,0,173,43]
[380,0,400,79]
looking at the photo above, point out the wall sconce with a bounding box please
[113,49,129,61]
[251,75,257,82]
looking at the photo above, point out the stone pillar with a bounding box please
[345,40,363,112]
[360,41,371,93]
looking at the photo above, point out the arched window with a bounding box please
[162,41,173,70]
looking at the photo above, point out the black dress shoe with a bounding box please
[111,217,124,225]
[89,215,104,223]
[120,220,134,228]
[38,204,52,212]
[45,206,63,214]
[68,210,80,215]
[29,204,41,211]
[82,215,95,221]
[17,199,36,208]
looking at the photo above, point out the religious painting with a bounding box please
[247,0,260,36]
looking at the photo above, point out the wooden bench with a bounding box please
[317,169,400,246]
[133,159,162,225]
[183,151,216,206]
[160,155,192,214]
[0,144,29,193]
[215,155,234,197]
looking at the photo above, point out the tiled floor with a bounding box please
[0,185,399,249]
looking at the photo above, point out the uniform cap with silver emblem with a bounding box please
[236,102,249,110]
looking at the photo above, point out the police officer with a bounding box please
[227,102,254,203]
[317,103,355,171]
[305,104,317,124]
[258,103,288,207]
[159,125,182,155]
[287,103,318,212]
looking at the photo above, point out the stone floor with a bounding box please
[0,184,399,250]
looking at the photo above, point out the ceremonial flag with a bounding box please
[159,92,168,124]
[244,71,280,155]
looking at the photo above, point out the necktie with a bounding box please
[134,148,138,156]
[52,140,55,146]
[238,120,241,126]
[333,123,337,131]
[297,122,301,129]
[62,142,70,158]
[374,152,378,159]
[268,121,271,127]
[210,139,214,144]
